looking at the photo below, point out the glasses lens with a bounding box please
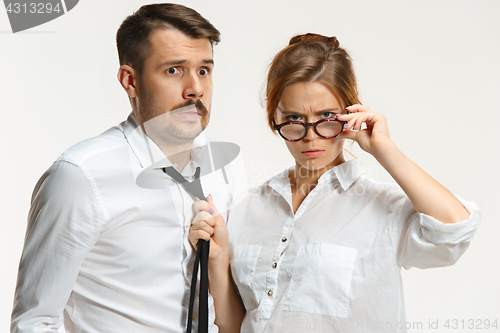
[316,120,342,138]
[280,123,306,141]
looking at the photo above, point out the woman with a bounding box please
[189,33,480,332]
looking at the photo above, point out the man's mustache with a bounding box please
[170,99,208,117]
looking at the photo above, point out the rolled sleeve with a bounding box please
[419,197,480,245]
[396,195,480,270]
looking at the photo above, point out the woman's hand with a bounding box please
[338,105,469,223]
[336,104,393,155]
[190,196,247,331]
[189,195,229,265]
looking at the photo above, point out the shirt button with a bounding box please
[272,262,277,269]
[267,290,273,297]
[281,236,287,242]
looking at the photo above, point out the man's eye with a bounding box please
[198,68,209,76]
[166,67,180,75]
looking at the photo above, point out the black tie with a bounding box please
[163,166,210,333]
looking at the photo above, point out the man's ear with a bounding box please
[117,65,138,98]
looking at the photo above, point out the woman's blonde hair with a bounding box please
[265,33,361,131]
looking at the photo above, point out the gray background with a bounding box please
[1,1,499,332]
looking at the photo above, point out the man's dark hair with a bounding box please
[116,3,220,74]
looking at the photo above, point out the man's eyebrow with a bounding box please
[157,59,214,69]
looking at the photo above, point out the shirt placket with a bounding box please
[260,215,294,319]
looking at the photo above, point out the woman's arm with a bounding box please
[190,197,245,332]
[337,105,469,224]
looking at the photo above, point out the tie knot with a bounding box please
[162,166,206,201]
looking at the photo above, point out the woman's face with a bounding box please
[275,81,346,172]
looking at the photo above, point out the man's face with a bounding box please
[136,28,214,145]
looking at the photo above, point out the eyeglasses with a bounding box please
[273,118,347,142]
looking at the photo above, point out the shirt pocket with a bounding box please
[229,244,262,310]
[284,242,357,318]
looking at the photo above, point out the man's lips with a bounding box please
[172,105,202,119]
[301,149,325,158]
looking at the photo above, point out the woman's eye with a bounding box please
[287,115,301,121]
[321,112,333,118]
[166,67,180,75]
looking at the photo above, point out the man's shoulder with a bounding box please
[56,125,128,167]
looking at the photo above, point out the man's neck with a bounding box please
[161,141,193,172]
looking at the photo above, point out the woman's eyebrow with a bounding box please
[281,108,341,115]
[280,110,305,116]
[314,108,341,114]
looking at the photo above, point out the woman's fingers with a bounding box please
[190,197,228,254]
[191,220,214,236]
[338,112,374,131]
[337,128,358,141]
[336,105,392,154]
[189,223,213,249]
[192,210,215,227]
[189,197,225,247]
[346,104,371,113]
[189,200,215,249]
[206,195,219,216]
[194,199,214,215]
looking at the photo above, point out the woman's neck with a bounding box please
[288,154,346,213]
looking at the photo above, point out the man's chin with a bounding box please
[143,110,209,145]
[172,123,206,140]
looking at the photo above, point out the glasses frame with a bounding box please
[273,118,347,142]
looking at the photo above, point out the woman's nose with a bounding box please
[303,124,319,141]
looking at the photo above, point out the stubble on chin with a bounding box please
[142,104,210,154]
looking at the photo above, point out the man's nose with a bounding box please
[183,73,203,99]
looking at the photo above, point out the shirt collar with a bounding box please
[120,112,207,173]
[269,159,364,193]
[324,159,365,191]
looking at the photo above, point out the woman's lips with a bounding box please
[301,149,325,158]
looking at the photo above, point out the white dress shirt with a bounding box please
[11,113,238,333]
[227,159,480,333]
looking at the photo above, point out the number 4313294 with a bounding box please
[6,3,62,14]
[444,319,498,330]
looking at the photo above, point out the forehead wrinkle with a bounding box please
[149,34,212,63]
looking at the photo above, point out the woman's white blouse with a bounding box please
[227,159,480,333]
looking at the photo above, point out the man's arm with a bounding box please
[11,160,105,332]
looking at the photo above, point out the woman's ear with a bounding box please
[117,65,138,98]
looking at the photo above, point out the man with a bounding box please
[11,4,239,332]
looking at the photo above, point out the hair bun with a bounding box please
[289,33,340,50]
